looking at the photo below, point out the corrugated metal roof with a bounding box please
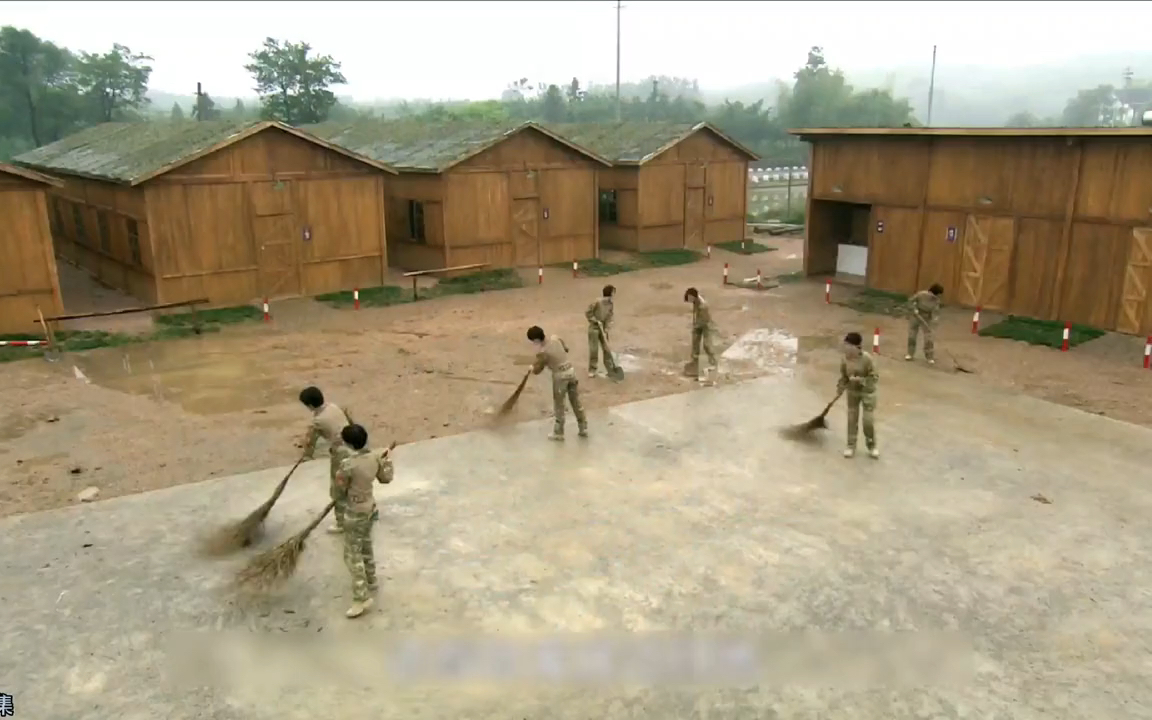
[303,119,610,172]
[0,162,62,187]
[543,122,759,164]
[14,120,397,185]
[789,127,1152,139]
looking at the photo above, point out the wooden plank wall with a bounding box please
[634,131,749,252]
[443,129,599,268]
[807,136,1152,334]
[146,128,388,305]
[0,176,64,332]
[47,176,155,304]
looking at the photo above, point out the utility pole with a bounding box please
[195,82,204,121]
[615,0,624,122]
[926,45,937,126]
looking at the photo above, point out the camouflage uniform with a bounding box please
[532,335,587,439]
[838,350,879,455]
[301,402,353,531]
[685,295,719,377]
[585,296,615,375]
[906,290,942,362]
[334,446,394,617]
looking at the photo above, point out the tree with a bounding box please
[566,77,584,103]
[0,26,81,146]
[230,98,246,120]
[170,102,185,120]
[1005,110,1039,128]
[538,84,567,123]
[1062,85,1119,126]
[74,43,152,122]
[192,90,220,120]
[244,38,346,124]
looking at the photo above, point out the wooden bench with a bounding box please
[401,263,489,301]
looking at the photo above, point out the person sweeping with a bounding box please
[838,332,880,459]
[528,325,588,441]
[683,288,719,381]
[585,284,616,378]
[906,284,943,365]
[331,423,395,619]
[297,386,376,533]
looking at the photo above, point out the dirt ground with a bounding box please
[3,234,1151,517]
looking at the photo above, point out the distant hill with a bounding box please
[704,53,1152,126]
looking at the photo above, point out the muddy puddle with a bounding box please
[72,340,292,416]
[721,329,838,377]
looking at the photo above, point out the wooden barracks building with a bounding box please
[792,127,1152,335]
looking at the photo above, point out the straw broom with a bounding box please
[596,322,625,382]
[234,501,335,590]
[911,313,974,373]
[200,453,307,557]
[496,369,532,416]
[779,389,843,441]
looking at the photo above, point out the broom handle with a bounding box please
[267,453,307,507]
[302,501,336,535]
[823,389,845,415]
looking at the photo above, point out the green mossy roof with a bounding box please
[14,120,263,184]
[542,122,703,163]
[304,119,528,172]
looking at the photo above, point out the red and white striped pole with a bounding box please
[1144,336,1151,369]
[824,281,831,304]
[262,299,270,323]
[741,239,747,253]
[706,245,712,259]
[971,306,981,334]
[537,266,543,285]
[872,327,880,354]
[1060,322,1070,352]
[756,269,762,289]
[0,340,48,347]
[723,263,729,285]
[572,259,578,278]
[353,288,360,310]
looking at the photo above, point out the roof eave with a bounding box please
[0,163,64,188]
[13,160,130,186]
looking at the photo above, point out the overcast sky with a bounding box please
[3,1,1147,100]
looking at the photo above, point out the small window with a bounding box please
[407,200,426,242]
[599,190,619,224]
[97,211,112,253]
[72,204,88,245]
[126,218,142,265]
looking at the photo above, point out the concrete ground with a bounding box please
[2,356,1151,719]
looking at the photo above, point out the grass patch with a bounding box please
[431,268,523,296]
[573,258,634,277]
[774,270,806,284]
[979,315,1104,349]
[559,249,703,278]
[715,239,777,255]
[0,303,258,363]
[316,285,412,308]
[154,304,264,327]
[838,288,909,317]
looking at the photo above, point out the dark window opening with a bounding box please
[407,200,426,242]
[599,190,619,224]
[72,204,88,245]
[126,218,142,265]
[97,211,112,253]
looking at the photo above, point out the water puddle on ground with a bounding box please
[720,329,836,377]
[73,341,292,416]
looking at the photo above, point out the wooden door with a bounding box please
[866,206,920,295]
[958,215,1015,310]
[511,197,539,267]
[1117,227,1152,335]
[684,188,705,248]
[255,214,301,298]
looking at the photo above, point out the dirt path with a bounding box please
[3,235,1150,517]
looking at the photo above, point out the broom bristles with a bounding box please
[198,454,305,558]
[234,502,335,590]
[497,370,531,415]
